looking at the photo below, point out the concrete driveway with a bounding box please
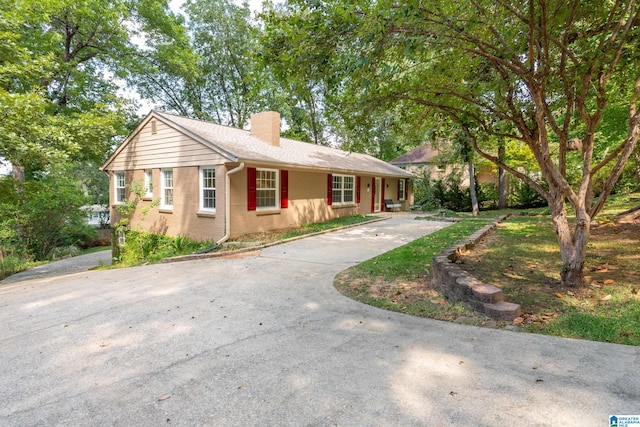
[1,216,637,426]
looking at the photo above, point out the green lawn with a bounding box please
[335,219,492,325]
[335,194,640,346]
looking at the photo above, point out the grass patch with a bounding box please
[459,193,640,345]
[230,214,377,244]
[335,220,491,324]
[0,254,45,280]
[335,194,640,345]
[81,245,111,255]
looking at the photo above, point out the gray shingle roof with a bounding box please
[155,111,410,177]
[390,144,440,166]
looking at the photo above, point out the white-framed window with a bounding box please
[161,169,173,209]
[114,172,126,204]
[256,168,278,210]
[144,169,153,198]
[399,179,406,201]
[332,174,355,205]
[200,166,216,212]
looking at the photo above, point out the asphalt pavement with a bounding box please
[1,249,112,284]
[0,215,637,426]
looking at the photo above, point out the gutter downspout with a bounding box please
[216,162,245,244]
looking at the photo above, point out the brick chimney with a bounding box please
[250,111,280,147]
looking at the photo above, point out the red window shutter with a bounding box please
[371,177,375,212]
[247,167,257,211]
[327,174,333,206]
[405,179,409,200]
[280,170,288,209]
[356,176,361,204]
[381,178,386,211]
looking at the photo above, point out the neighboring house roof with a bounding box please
[390,144,440,167]
[102,111,411,178]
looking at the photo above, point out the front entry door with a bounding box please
[374,177,382,212]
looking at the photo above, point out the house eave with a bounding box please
[229,159,412,178]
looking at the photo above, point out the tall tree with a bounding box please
[265,0,640,288]
[0,13,123,178]
[1,0,185,259]
[183,0,276,127]
[261,1,331,143]
[121,0,202,118]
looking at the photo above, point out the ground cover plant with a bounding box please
[113,231,217,266]
[335,194,639,346]
[228,215,377,244]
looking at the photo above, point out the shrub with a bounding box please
[413,171,489,213]
[0,171,96,261]
[47,245,82,261]
[114,230,215,265]
[509,179,547,208]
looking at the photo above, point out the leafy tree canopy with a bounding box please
[263,0,640,287]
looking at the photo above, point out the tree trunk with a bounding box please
[549,194,590,288]
[635,144,640,190]
[12,165,25,183]
[498,141,507,209]
[468,157,479,216]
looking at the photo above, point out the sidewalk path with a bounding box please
[0,216,637,426]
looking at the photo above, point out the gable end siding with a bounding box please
[108,120,228,170]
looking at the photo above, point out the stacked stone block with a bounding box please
[431,215,521,321]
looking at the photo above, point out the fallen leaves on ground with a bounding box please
[157,394,172,401]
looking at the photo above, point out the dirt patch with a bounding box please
[349,275,444,304]
[216,250,262,260]
[335,270,488,324]
[589,217,640,286]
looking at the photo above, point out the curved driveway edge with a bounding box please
[0,215,637,426]
[1,250,112,284]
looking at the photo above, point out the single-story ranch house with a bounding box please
[101,111,413,243]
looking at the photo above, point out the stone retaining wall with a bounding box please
[431,215,521,320]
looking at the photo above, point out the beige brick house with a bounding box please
[101,110,412,243]
[391,143,498,186]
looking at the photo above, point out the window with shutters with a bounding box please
[256,168,278,210]
[200,167,216,212]
[332,174,355,205]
